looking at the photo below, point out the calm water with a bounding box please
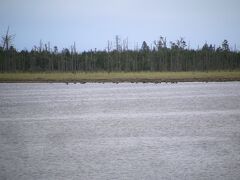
[0,82,240,180]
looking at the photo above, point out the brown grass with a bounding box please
[0,71,240,83]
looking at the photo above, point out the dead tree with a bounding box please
[2,26,15,51]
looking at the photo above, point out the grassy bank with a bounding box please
[0,71,240,83]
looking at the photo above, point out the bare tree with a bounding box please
[154,36,167,51]
[122,37,128,51]
[1,26,15,51]
[107,40,112,52]
[115,35,121,52]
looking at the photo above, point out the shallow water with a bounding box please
[0,82,240,180]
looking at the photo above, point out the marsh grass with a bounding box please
[0,71,240,82]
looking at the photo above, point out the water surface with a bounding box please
[0,82,240,180]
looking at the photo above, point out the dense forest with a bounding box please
[1,29,240,72]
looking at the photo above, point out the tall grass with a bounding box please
[0,71,240,82]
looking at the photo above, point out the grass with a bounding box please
[0,71,240,83]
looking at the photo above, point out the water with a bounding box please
[0,82,240,180]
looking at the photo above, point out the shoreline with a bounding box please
[0,78,240,83]
[0,71,240,83]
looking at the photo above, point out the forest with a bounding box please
[1,30,240,72]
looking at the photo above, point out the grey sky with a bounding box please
[1,0,240,51]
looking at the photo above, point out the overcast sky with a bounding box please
[1,0,240,51]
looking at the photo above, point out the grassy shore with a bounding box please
[0,71,240,83]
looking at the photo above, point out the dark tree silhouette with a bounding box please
[0,31,239,72]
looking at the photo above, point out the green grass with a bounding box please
[0,71,240,82]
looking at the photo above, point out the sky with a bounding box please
[1,0,240,51]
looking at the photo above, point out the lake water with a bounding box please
[0,82,240,180]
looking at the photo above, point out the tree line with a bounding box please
[1,31,240,72]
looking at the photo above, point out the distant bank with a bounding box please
[0,71,240,83]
